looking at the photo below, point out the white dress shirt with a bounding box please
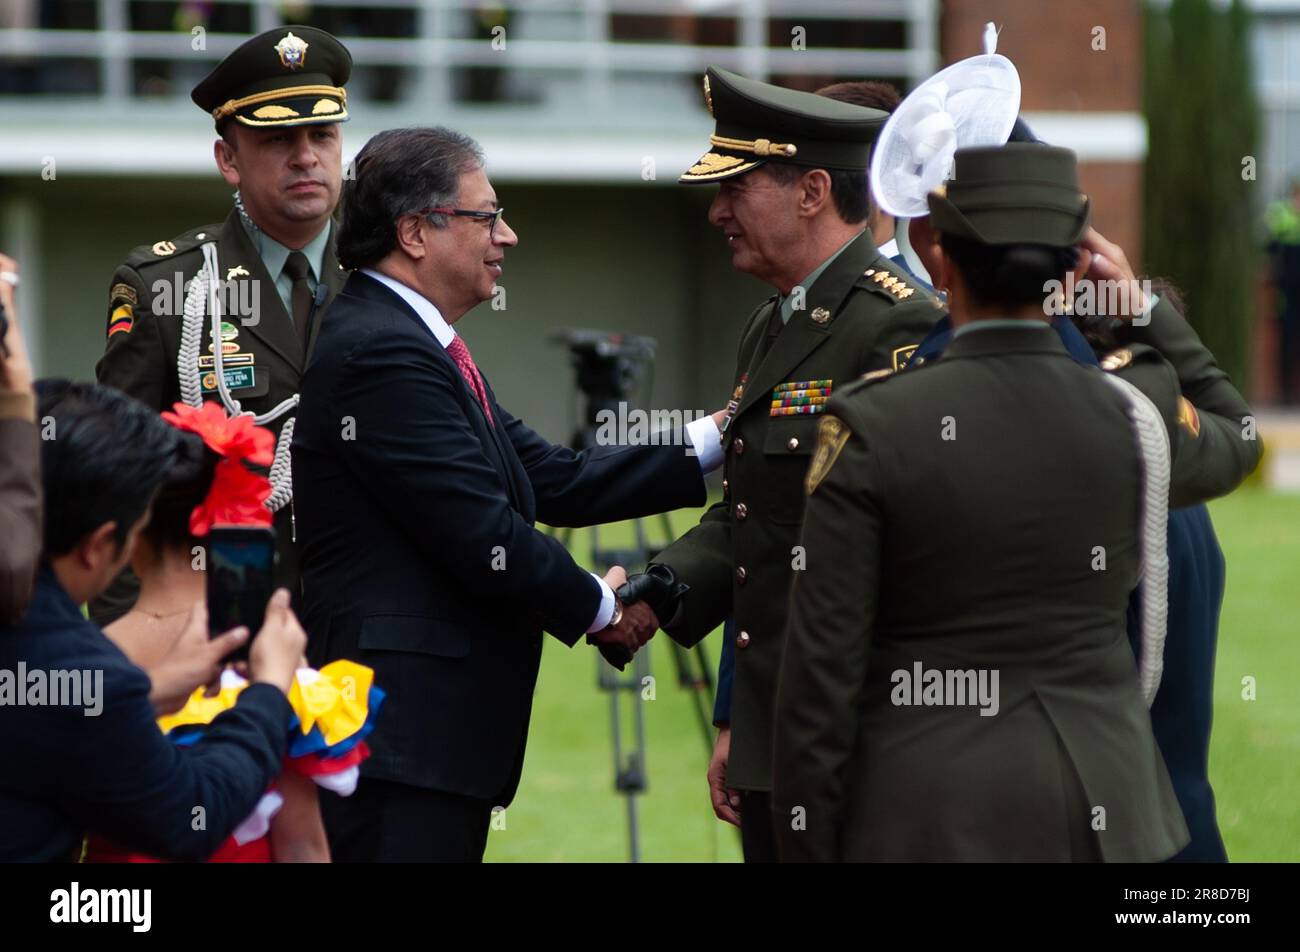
[361,268,721,632]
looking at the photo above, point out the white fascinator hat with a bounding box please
[870,22,1022,219]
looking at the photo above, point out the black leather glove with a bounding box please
[588,565,689,671]
[616,563,689,627]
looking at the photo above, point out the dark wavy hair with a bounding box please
[336,126,485,270]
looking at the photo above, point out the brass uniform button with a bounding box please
[734,437,746,455]
[722,478,730,498]
[736,566,747,585]
[735,502,748,520]
[787,437,799,451]
[736,630,751,649]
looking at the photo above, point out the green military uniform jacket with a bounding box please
[655,230,939,790]
[773,323,1190,862]
[1103,296,1261,507]
[93,208,348,622]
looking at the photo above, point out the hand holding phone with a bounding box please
[249,589,308,695]
[206,526,276,662]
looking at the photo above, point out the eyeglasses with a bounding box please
[417,206,506,238]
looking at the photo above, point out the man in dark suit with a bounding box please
[292,126,721,862]
[773,144,1189,861]
[0,380,307,862]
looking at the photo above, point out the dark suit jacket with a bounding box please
[291,271,706,803]
[0,568,291,862]
[773,325,1189,862]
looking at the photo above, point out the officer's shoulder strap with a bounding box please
[123,222,222,270]
[851,256,926,306]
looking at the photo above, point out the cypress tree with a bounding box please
[1143,0,1260,388]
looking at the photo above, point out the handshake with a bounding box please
[586,563,690,670]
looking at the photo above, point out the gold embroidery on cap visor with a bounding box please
[212,84,348,123]
[680,152,760,182]
[253,105,299,119]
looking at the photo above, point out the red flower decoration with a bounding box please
[189,458,273,536]
[161,401,274,467]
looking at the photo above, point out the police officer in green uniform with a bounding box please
[616,67,940,862]
[771,143,1190,862]
[93,26,353,624]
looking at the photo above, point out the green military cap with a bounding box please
[927,143,1091,246]
[191,26,352,130]
[680,66,889,183]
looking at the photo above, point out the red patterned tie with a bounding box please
[446,335,494,427]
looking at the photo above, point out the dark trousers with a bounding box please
[321,776,495,862]
[739,790,779,863]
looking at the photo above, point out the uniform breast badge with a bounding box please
[771,379,832,416]
[892,344,919,371]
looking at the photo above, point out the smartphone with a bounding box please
[205,526,276,662]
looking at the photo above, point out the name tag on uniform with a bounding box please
[201,365,257,394]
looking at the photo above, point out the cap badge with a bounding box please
[702,74,714,116]
[274,32,309,70]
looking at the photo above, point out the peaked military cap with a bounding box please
[680,66,889,183]
[927,143,1091,246]
[192,26,352,130]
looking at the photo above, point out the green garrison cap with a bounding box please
[191,26,352,130]
[927,143,1091,246]
[679,66,889,183]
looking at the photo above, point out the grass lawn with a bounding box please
[484,487,1299,862]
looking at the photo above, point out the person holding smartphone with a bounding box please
[0,380,309,862]
[87,400,382,863]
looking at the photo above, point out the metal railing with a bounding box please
[0,0,939,119]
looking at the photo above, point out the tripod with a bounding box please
[550,329,718,863]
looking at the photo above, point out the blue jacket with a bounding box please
[0,567,291,862]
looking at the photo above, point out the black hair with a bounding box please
[337,126,485,270]
[940,235,1080,310]
[35,379,182,558]
[762,162,871,225]
[139,432,219,553]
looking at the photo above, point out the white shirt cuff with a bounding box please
[687,414,724,475]
[586,573,617,633]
